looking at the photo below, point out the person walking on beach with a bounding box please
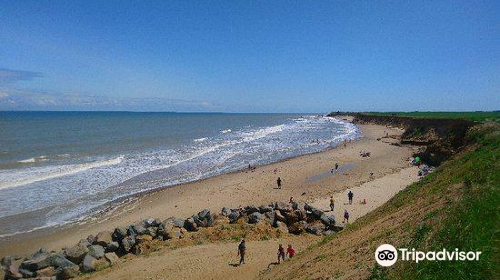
[287,244,296,258]
[329,196,335,212]
[348,190,354,205]
[237,239,246,265]
[335,162,339,170]
[277,177,282,189]
[277,244,286,263]
[343,209,350,223]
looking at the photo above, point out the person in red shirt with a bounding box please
[286,244,296,258]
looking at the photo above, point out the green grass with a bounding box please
[361,111,500,123]
[386,123,500,279]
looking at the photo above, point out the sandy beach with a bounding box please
[0,118,419,258]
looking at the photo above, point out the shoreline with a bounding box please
[0,118,418,257]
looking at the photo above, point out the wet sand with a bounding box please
[0,117,418,257]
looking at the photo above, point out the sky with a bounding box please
[0,0,499,113]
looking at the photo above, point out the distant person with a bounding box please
[335,163,339,170]
[238,239,246,265]
[348,190,354,204]
[277,177,282,189]
[343,209,350,223]
[329,196,335,212]
[286,244,296,258]
[277,244,286,263]
[289,196,294,204]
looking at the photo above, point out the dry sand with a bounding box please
[0,118,419,261]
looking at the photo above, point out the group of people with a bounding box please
[237,239,295,265]
[329,189,354,223]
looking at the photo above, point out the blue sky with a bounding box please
[0,1,498,112]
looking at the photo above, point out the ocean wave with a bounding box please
[0,156,124,190]
[220,129,232,134]
[193,137,208,142]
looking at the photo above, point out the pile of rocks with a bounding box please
[1,202,343,280]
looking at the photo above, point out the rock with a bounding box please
[306,222,326,235]
[21,253,76,271]
[288,221,307,234]
[55,265,79,279]
[183,217,198,231]
[221,207,232,216]
[191,215,204,227]
[127,225,137,236]
[104,253,119,266]
[6,263,23,279]
[19,267,36,278]
[112,227,128,241]
[81,254,97,273]
[274,202,291,212]
[132,224,147,235]
[291,201,299,210]
[243,205,260,215]
[106,241,120,252]
[264,211,275,221]
[146,227,158,238]
[88,245,105,259]
[121,236,136,252]
[144,218,156,227]
[274,210,286,223]
[136,234,153,244]
[323,230,335,236]
[78,238,91,248]
[64,243,89,264]
[198,209,210,220]
[33,248,48,259]
[36,266,56,277]
[283,211,300,224]
[204,214,216,227]
[95,231,113,247]
[157,227,172,240]
[259,205,273,213]
[228,211,240,223]
[304,204,324,219]
[248,212,264,224]
[163,217,185,228]
[320,214,336,227]
[87,234,97,244]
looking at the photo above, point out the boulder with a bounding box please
[6,263,23,279]
[274,210,286,223]
[104,253,119,266]
[95,231,113,247]
[88,245,105,259]
[145,227,158,238]
[191,215,204,227]
[157,227,172,240]
[78,238,91,248]
[291,201,299,210]
[221,207,232,216]
[144,218,156,227]
[274,202,291,212]
[264,211,275,221]
[136,234,153,244]
[304,204,324,219]
[56,265,79,279]
[121,236,136,252]
[273,221,289,234]
[127,225,137,236]
[283,211,300,224]
[306,222,326,235]
[106,241,120,252]
[19,267,36,278]
[204,214,216,227]
[167,228,183,239]
[112,227,128,241]
[323,230,335,236]
[163,217,185,228]
[248,212,264,224]
[81,254,97,273]
[319,214,336,227]
[36,266,56,277]
[183,217,198,231]
[132,224,147,235]
[87,234,97,245]
[21,253,76,271]
[288,221,307,235]
[33,248,48,259]
[63,243,89,264]
[243,205,260,215]
[228,211,240,223]
[198,209,210,220]
[259,205,273,213]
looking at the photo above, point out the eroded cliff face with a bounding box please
[350,114,475,166]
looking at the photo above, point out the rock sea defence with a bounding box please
[1,202,342,280]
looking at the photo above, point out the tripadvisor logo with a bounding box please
[375,244,482,267]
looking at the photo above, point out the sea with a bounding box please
[0,112,360,237]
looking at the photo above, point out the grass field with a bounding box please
[362,111,499,123]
